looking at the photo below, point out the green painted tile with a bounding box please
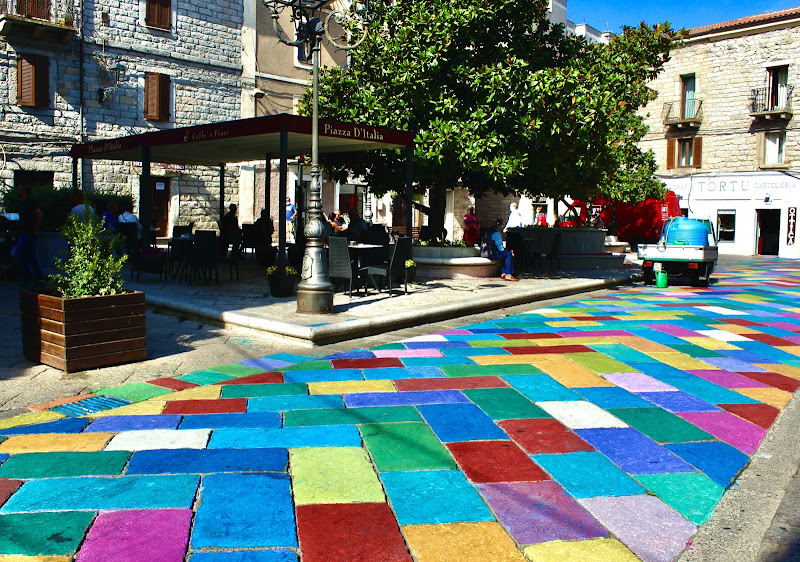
[608,407,713,443]
[221,382,308,398]
[587,344,659,364]
[280,360,332,372]
[0,451,130,479]
[635,472,724,525]
[177,370,234,385]
[290,446,385,505]
[462,388,551,420]
[93,383,173,403]
[210,364,267,378]
[564,352,633,374]
[284,406,421,427]
[670,344,724,358]
[469,339,538,348]
[372,343,405,350]
[360,422,456,472]
[440,364,543,378]
[0,512,96,556]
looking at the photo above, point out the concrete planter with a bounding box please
[411,246,499,279]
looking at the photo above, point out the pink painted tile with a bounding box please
[603,373,678,393]
[372,349,444,358]
[678,412,766,454]
[558,330,632,337]
[646,324,699,337]
[688,370,771,389]
[438,330,472,335]
[77,509,192,562]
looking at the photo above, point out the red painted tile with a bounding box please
[161,398,248,415]
[501,333,562,340]
[0,479,22,508]
[719,403,780,430]
[331,358,403,370]
[720,318,762,326]
[744,334,796,347]
[506,345,595,355]
[214,372,284,385]
[296,503,411,562]
[393,376,509,391]
[498,418,594,455]
[147,378,198,391]
[446,441,549,483]
[738,372,800,393]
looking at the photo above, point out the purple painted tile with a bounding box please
[764,322,800,331]
[646,324,699,337]
[372,349,444,358]
[678,412,766,454]
[480,481,606,545]
[240,358,293,371]
[603,373,678,393]
[637,392,720,413]
[558,330,633,337]
[580,495,696,562]
[439,330,472,335]
[344,390,468,408]
[783,336,800,344]
[77,509,192,562]
[700,357,767,373]
[85,415,182,432]
[404,341,471,349]
[687,370,770,389]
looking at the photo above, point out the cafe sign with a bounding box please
[788,207,797,246]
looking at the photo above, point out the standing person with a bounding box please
[285,197,297,244]
[504,202,523,232]
[463,205,480,245]
[488,219,519,282]
[221,203,242,258]
[254,209,276,266]
[118,203,142,239]
[534,206,547,227]
[13,185,43,288]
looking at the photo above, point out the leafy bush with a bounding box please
[48,213,127,298]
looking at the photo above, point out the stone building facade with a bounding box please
[638,7,800,258]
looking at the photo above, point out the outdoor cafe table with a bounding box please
[348,242,385,292]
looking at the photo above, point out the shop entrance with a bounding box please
[151,178,171,238]
[756,209,780,255]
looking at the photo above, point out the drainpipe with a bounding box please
[77,0,86,189]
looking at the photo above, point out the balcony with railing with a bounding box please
[750,85,793,120]
[1,0,75,43]
[662,100,703,128]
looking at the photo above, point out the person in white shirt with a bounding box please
[504,202,523,232]
[70,190,94,219]
[117,204,142,238]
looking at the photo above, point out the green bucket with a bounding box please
[655,270,668,288]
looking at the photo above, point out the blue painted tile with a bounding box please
[0,453,7,466]
[464,327,524,334]
[262,353,316,365]
[0,417,90,435]
[417,404,507,442]
[735,342,800,364]
[638,391,720,413]
[192,473,296,548]
[665,442,750,487]
[404,341,471,349]
[320,350,375,360]
[628,362,694,380]
[719,350,779,365]
[380,470,494,525]
[401,357,476,367]
[575,428,695,475]
[532,451,646,498]
[179,412,282,430]
[574,387,653,409]
[362,366,444,380]
[699,357,767,373]
[503,375,582,402]
[86,415,182,432]
[190,551,297,562]
[248,395,344,412]
[441,347,512,357]
[659,376,759,404]
[344,390,468,408]
[283,368,363,383]
[0,475,199,513]
[239,358,293,371]
[126,448,288,475]
[208,426,363,449]
[443,334,504,341]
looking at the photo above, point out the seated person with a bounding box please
[221,203,242,258]
[118,203,142,238]
[487,219,519,282]
[254,209,276,266]
[345,208,368,243]
[328,210,346,235]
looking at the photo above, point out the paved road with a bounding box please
[1,257,799,560]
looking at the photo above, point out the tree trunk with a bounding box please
[426,187,448,240]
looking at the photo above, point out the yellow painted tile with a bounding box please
[404,522,525,561]
[545,321,603,327]
[708,324,761,335]
[308,380,395,396]
[0,432,114,454]
[536,360,615,388]
[472,355,541,366]
[86,400,166,418]
[680,337,741,351]
[529,337,615,346]
[0,557,72,562]
[645,352,717,370]
[161,386,221,401]
[777,347,800,358]
[755,364,800,380]
[523,538,639,561]
[611,336,676,353]
[736,388,792,409]
[0,411,65,430]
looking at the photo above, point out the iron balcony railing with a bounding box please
[2,0,51,20]
[750,85,794,114]
[662,100,704,125]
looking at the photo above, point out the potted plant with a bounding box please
[59,13,74,26]
[405,259,417,283]
[20,212,147,372]
[266,264,298,298]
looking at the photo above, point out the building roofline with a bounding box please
[687,6,800,37]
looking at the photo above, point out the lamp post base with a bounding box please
[296,285,334,313]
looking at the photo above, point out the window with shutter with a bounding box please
[145,0,171,30]
[692,136,702,168]
[666,138,675,170]
[17,53,49,108]
[144,72,170,121]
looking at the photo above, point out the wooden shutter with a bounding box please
[692,137,702,169]
[144,72,170,121]
[145,0,171,29]
[666,139,675,170]
[17,54,48,108]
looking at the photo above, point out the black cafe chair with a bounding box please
[367,237,411,296]
[328,236,366,297]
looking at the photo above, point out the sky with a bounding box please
[566,0,800,33]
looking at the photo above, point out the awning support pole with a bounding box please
[219,164,225,229]
[139,146,152,245]
[406,144,414,240]
[278,120,288,267]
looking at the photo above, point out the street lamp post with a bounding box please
[262,0,370,313]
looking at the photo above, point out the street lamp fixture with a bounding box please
[98,61,125,103]
[262,0,371,313]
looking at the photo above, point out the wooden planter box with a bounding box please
[20,290,147,373]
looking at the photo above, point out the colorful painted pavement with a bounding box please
[1,259,800,561]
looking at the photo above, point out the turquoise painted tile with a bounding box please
[283,369,363,383]
[504,375,582,402]
[660,376,760,405]
[248,395,345,412]
[362,366,444,380]
[533,452,646,498]
[177,371,235,385]
[208,426,363,449]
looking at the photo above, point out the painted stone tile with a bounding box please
[213,372,284,385]
[373,348,443,358]
[532,452,645,498]
[209,426,362,449]
[331,358,403,369]
[321,349,375,360]
[575,428,695,475]
[687,369,771,389]
[499,418,594,455]
[736,387,793,409]
[400,357,476,367]
[247,395,344,412]
[192,473,296,549]
[160,386,223,402]
[523,538,639,561]
[0,451,130,479]
[77,509,191,562]
[502,375,582,402]
[380,470,493,525]
[737,371,800,393]
[440,364,543,377]
[290,447,385,505]
[636,391,720,413]
[635,473,724,525]
[536,401,627,430]
[587,343,659,364]
[0,432,114,454]
[86,401,166,418]
[283,369,363,383]
[126,447,288,475]
[85,415,182,432]
[719,403,780,429]
[678,412,766,454]
[700,356,768,373]
[403,522,525,561]
[360,422,456,472]
[563,352,633,374]
[602,372,678,393]
[93,383,174,402]
[283,406,420,427]
[480,480,606,544]
[608,407,713,444]
[440,347,512,357]
[307,380,394,396]
[280,360,331,372]
[190,551,297,561]
[344,389,468,408]
[177,371,234,385]
[161,398,247,415]
[105,429,210,451]
[417,403,508,442]
[665,441,750,487]
[220,382,307,398]
[0,512,95,556]
[574,387,653,409]
[0,418,90,436]
[177,412,282,430]
[462,388,550,420]
[394,375,508,391]
[210,364,267,378]
[0,478,22,508]
[447,441,549,483]
[296,503,411,562]
[363,366,444,380]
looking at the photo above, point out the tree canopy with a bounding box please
[311,0,680,228]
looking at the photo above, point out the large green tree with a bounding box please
[313,0,679,231]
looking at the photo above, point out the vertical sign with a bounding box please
[788,207,796,246]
